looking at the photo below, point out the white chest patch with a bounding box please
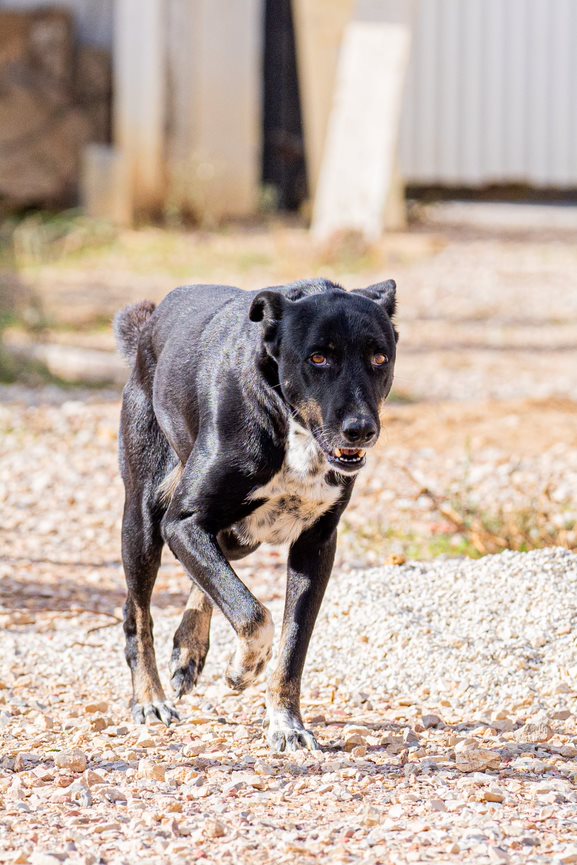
[234,421,341,546]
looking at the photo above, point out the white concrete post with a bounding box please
[312,0,413,243]
[113,0,166,219]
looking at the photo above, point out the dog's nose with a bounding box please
[341,416,377,445]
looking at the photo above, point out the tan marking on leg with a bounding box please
[157,463,185,505]
[226,608,274,691]
[170,585,212,696]
[130,609,178,725]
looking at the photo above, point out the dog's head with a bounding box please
[250,280,398,474]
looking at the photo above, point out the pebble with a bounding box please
[422,714,442,729]
[137,759,166,782]
[519,721,554,743]
[203,819,226,838]
[53,750,88,773]
[454,742,501,773]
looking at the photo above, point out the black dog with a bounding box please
[114,278,398,751]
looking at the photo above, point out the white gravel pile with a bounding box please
[310,547,577,710]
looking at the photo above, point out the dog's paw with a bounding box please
[169,642,209,698]
[225,610,274,691]
[266,709,320,753]
[132,700,180,726]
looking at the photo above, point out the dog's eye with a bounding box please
[309,353,328,366]
[372,353,388,367]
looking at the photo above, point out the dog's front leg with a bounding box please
[266,520,337,752]
[163,504,274,692]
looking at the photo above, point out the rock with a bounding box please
[82,769,105,787]
[68,779,92,808]
[342,724,370,738]
[483,787,505,803]
[403,728,419,747]
[363,806,383,827]
[136,732,156,749]
[552,709,571,721]
[182,743,203,758]
[30,855,62,865]
[100,786,127,804]
[421,714,442,729]
[343,733,366,752]
[137,759,165,782]
[203,819,226,838]
[85,702,109,714]
[54,749,88,773]
[454,741,501,773]
[519,721,554,743]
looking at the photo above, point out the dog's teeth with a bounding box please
[334,448,342,458]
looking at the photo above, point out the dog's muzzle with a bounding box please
[327,446,367,473]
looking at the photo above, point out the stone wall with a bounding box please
[0,8,111,210]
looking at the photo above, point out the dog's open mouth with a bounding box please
[327,447,366,471]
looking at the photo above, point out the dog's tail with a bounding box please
[113,300,156,365]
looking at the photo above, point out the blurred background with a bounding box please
[1,0,576,563]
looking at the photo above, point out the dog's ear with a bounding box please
[249,290,287,355]
[352,279,397,318]
[249,290,286,326]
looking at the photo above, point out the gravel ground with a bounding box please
[1,395,577,865]
[2,546,577,865]
[2,207,577,863]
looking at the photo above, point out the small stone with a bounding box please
[203,819,226,838]
[519,722,553,744]
[136,732,156,748]
[488,847,509,864]
[558,851,577,865]
[552,709,571,721]
[85,702,109,714]
[69,779,93,808]
[344,734,366,752]
[29,855,62,865]
[82,769,105,787]
[429,798,446,811]
[351,745,367,758]
[422,714,442,729]
[403,728,419,747]
[100,786,128,803]
[363,806,382,827]
[244,773,266,789]
[54,749,88,773]
[13,753,30,772]
[137,759,166,782]
[182,743,202,757]
[454,741,500,773]
[483,787,505,803]
[90,716,109,732]
[107,725,129,737]
[343,724,370,739]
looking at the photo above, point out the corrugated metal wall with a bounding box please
[400,0,577,188]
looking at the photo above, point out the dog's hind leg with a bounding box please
[120,384,179,726]
[169,585,212,698]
